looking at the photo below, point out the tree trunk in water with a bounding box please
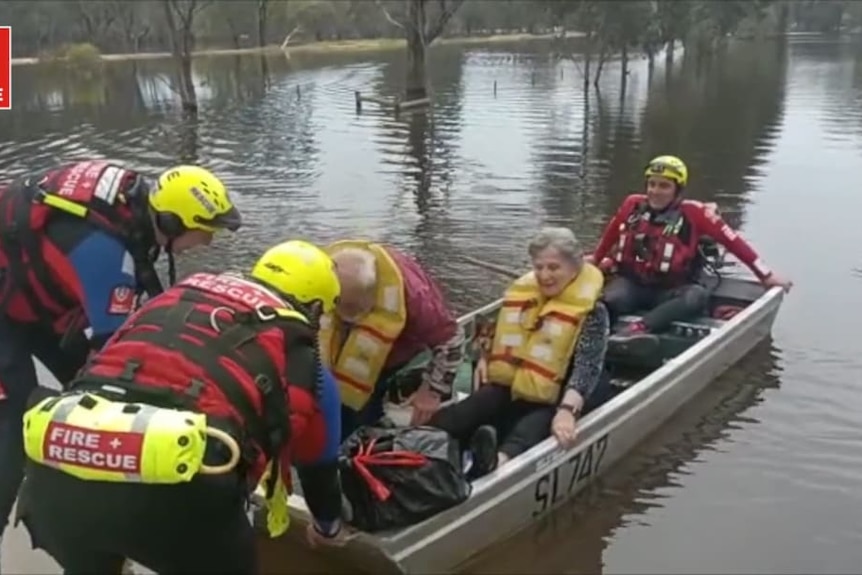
[177,52,197,112]
[593,46,606,88]
[620,45,629,78]
[665,38,674,67]
[162,0,198,112]
[647,50,655,84]
[582,34,592,94]
[407,112,431,209]
[178,107,199,163]
[405,0,428,100]
[257,0,268,48]
[619,45,628,104]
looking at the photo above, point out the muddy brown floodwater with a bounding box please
[3,36,862,574]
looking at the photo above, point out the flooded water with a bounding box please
[3,36,862,573]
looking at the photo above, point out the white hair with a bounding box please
[527,227,584,267]
[331,247,378,290]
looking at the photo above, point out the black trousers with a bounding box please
[0,316,89,536]
[429,384,556,459]
[17,462,258,575]
[603,276,710,332]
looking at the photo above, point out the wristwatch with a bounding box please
[557,402,579,415]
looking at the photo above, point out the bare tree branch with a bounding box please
[280,24,303,50]
[375,0,405,30]
[426,0,466,44]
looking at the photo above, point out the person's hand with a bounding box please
[306,521,348,548]
[473,357,489,389]
[551,409,578,449]
[763,273,793,293]
[597,257,616,274]
[408,382,442,426]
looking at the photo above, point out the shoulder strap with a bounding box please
[78,290,295,461]
[39,173,165,299]
[0,180,77,324]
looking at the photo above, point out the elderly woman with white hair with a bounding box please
[429,227,611,478]
[318,239,464,440]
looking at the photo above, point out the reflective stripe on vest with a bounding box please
[319,241,408,411]
[615,201,695,281]
[75,285,306,463]
[0,161,162,326]
[487,264,604,404]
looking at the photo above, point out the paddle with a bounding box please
[457,255,521,279]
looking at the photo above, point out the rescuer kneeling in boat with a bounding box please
[429,227,611,478]
[15,240,347,573]
[321,240,465,439]
[588,155,793,353]
[0,161,239,557]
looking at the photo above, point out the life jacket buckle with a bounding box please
[255,374,274,397]
[186,378,205,400]
[119,360,142,382]
[633,233,650,261]
[254,305,277,322]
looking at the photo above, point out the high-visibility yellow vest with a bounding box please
[487,264,604,404]
[319,240,408,411]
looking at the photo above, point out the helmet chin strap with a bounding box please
[166,240,177,286]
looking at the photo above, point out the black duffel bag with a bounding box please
[339,423,471,532]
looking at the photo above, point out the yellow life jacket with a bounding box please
[487,263,604,404]
[318,240,408,411]
[22,392,241,484]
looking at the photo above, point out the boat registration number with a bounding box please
[532,433,609,517]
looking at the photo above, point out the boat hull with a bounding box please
[257,273,784,574]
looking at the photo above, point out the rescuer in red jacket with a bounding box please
[0,161,240,557]
[16,240,347,573]
[588,155,792,350]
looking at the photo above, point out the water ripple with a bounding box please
[4,38,862,573]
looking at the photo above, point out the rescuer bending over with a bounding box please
[16,240,346,573]
[321,240,463,439]
[0,161,239,556]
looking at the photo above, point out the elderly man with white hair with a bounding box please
[429,227,612,479]
[319,240,464,439]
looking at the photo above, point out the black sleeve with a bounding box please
[283,320,344,532]
[282,322,320,398]
[295,462,343,531]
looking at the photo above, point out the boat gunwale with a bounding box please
[279,274,784,570]
[383,282,783,553]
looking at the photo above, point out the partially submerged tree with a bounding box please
[257,0,269,48]
[162,0,211,111]
[377,0,466,100]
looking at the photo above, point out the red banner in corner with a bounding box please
[0,27,10,111]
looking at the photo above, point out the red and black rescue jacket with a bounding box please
[592,194,772,287]
[0,161,163,331]
[69,272,325,488]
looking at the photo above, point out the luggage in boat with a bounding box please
[339,423,471,532]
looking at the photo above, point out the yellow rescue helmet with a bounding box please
[250,240,341,314]
[149,165,241,236]
[644,155,688,187]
